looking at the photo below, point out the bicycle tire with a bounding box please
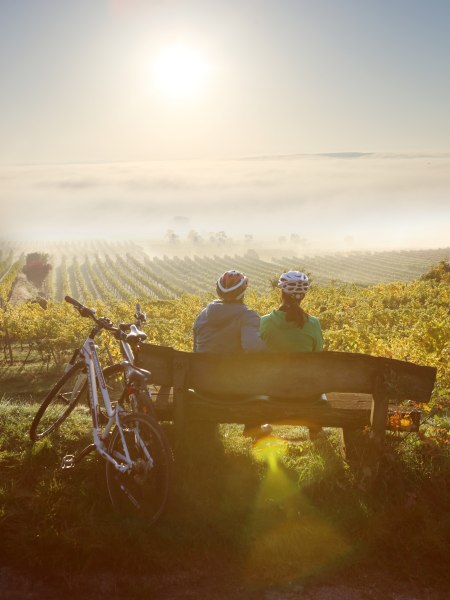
[106,413,172,523]
[30,361,87,441]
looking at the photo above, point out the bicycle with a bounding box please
[102,302,172,419]
[29,295,172,523]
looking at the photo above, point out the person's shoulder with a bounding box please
[239,303,257,314]
[259,312,275,334]
[239,304,261,322]
[197,300,219,314]
[260,310,276,322]
[307,315,322,328]
[193,305,208,326]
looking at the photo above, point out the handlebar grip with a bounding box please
[65,295,96,319]
[65,295,83,309]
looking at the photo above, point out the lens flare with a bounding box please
[246,434,350,584]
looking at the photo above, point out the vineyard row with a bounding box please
[1,249,448,306]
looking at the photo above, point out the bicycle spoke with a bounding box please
[30,363,87,440]
[114,475,142,510]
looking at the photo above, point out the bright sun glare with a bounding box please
[152,44,209,100]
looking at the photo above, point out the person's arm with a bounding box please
[260,314,268,341]
[313,318,324,352]
[241,310,267,352]
[193,313,202,352]
[193,324,198,352]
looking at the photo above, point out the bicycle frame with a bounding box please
[76,337,133,473]
[117,304,147,365]
[118,333,136,364]
[56,296,157,474]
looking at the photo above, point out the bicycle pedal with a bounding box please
[61,454,76,469]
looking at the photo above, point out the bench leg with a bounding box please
[173,358,189,450]
[366,375,389,474]
[173,388,218,458]
[173,389,186,448]
[370,375,389,443]
[341,375,389,483]
[340,427,370,466]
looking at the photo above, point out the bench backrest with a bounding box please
[138,345,436,402]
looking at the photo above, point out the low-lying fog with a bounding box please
[1,153,449,253]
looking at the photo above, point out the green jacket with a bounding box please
[260,310,323,352]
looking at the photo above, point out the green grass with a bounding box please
[0,349,67,399]
[1,393,449,592]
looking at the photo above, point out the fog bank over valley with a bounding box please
[1,153,449,254]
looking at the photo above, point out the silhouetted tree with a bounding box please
[187,230,202,244]
[208,231,229,245]
[22,252,52,289]
[165,229,179,243]
[289,234,307,245]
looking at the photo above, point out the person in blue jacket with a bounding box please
[193,270,268,438]
[193,270,266,353]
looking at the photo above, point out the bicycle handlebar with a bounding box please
[65,295,96,317]
[65,296,127,340]
[65,295,83,309]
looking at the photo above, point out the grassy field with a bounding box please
[1,358,449,597]
[1,270,450,597]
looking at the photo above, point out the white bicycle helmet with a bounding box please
[277,271,309,299]
[216,270,249,301]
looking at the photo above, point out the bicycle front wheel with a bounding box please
[30,361,87,441]
[106,413,172,523]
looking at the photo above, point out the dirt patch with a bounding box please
[8,273,38,306]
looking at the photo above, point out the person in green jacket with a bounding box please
[260,271,325,438]
[260,271,323,352]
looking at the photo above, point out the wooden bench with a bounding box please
[137,344,436,464]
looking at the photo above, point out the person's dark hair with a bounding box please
[279,290,309,328]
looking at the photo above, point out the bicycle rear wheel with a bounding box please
[30,361,87,441]
[106,413,172,523]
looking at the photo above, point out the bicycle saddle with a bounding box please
[122,362,153,385]
[126,324,147,343]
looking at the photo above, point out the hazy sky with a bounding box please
[0,1,449,248]
[1,154,449,250]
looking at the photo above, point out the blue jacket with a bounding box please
[193,300,266,353]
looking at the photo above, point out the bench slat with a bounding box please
[138,345,436,403]
[185,390,370,427]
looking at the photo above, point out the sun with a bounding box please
[152,44,209,100]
